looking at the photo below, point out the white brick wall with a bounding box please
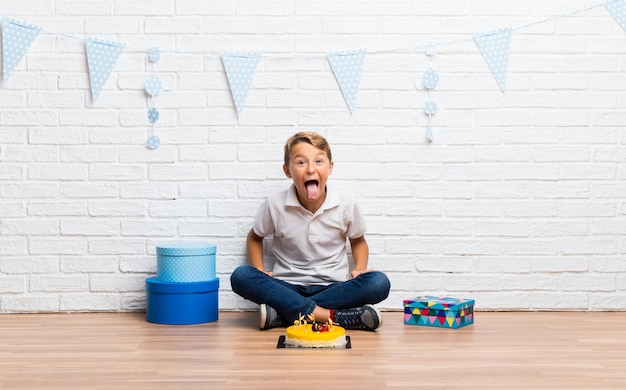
[1,0,625,312]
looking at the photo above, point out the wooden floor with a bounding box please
[1,311,625,389]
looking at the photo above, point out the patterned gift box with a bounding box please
[156,242,216,283]
[403,296,474,329]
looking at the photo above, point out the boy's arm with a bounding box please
[349,235,373,278]
[247,228,273,276]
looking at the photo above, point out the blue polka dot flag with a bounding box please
[605,0,626,33]
[85,37,125,104]
[1,18,41,84]
[327,49,366,113]
[221,52,261,116]
[473,27,512,93]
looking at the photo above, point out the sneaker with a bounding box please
[259,304,287,330]
[334,304,382,331]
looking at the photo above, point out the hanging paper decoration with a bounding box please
[85,37,125,104]
[473,27,512,93]
[145,47,162,150]
[327,49,366,113]
[605,0,626,32]
[1,18,41,84]
[422,43,439,143]
[221,52,261,116]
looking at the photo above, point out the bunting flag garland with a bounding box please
[0,2,623,133]
[473,27,512,93]
[85,37,125,104]
[422,43,438,143]
[327,49,366,113]
[221,52,261,116]
[605,0,626,32]
[1,18,41,84]
[145,47,162,150]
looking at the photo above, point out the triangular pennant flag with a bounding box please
[85,37,125,104]
[327,49,366,113]
[221,52,261,116]
[605,0,626,33]
[473,27,512,93]
[1,18,41,84]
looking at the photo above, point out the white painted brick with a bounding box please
[502,239,559,256]
[445,274,503,291]
[417,219,473,236]
[392,273,444,291]
[61,256,120,273]
[56,1,113,16]
[531,292,588,310]
[589,293,626,310]
[60,218,119,236]
[60,294,120,311]
[88,201,146,217]
[2,220,59,236]
[89,165,145,181]
[59,183,119,199]
[531,221,588,237]
[88,239,145,255]
[471,292,531,310]
[29,238,87,255]
[560,238,617,255]
[0,276,27,293]
[589,257,626,273]
[502,275,559,291]
[415,256,473,273]
[178,220,238,237]
[2,145,57,162]
[30,275,88,292]
[121,220,177,236]
[2,296,59,313]
[179,182,238,199]
[442,239,501,256]
[175,0,232,15]
[531,257,589,273]
[0,202,26,218]
[28,201,86,217]
[90,274,147,292]
[147,200,207,218]
[120,183,177,199]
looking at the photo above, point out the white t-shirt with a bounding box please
[253,183,367,286]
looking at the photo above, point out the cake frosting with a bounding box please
[285,323,347,348]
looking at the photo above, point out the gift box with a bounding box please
[156,242,216,283]
[146,278,219,325]
[403,296,474,329]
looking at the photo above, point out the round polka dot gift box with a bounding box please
[156,242,216,283]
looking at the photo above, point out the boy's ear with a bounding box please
[283,164,292,178]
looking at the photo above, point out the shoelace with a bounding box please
[336,312,368,329]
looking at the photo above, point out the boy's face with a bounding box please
[283,141,334,211]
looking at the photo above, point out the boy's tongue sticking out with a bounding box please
[305,180,319,200]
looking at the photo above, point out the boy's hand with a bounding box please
[351,269,373,279]
[258,269,274,277]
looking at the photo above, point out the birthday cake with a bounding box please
[284,315,347,348]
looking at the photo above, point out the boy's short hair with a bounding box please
[283,132,332,166]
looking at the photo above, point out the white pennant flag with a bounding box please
[2,18,41,84]
[327,49,366,113]
[221,52,261,116]
[473,27,512,93]
[85,37,125,104]
[605,0,626,32]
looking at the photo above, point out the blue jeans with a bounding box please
[230,265,391,323]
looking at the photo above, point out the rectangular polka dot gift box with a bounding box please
[146,242,219,325]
